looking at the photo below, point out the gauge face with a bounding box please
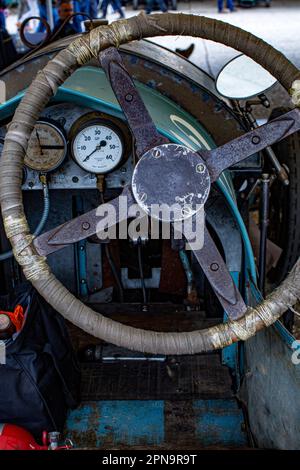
[72,123,124,174]
[25,120,67,172]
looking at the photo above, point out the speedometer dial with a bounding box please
[72,122,124,174]
[25,120,67,172]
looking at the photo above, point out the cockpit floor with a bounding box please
[80,352,233,401]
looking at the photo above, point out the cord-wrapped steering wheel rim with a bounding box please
[1,12,300,355]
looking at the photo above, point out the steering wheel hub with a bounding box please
[132,144,211,222]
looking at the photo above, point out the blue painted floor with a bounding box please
[66,399,248,449]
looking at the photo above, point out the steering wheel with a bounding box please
[1,12,300,355]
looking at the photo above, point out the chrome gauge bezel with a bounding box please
[24,119,67,173]
[70,117,127,175]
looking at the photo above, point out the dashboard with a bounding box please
[0,103,134,191]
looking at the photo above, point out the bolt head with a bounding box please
[252,135,261,145]
[82,222,90,230]
[210,262,219,271]
[125,93,133,102]
[196,163,205,173]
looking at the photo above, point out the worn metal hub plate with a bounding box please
[132,144,211,222]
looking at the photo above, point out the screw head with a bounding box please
[196,163,205,173]
[252,135,261,145]
[153,149,161,158]
[125,93,133,102]
[82,222,90,230]
[210,262,219,271]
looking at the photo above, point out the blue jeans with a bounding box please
[89,0,99,18]
[101,0,124,18]
[146,0,167,14]
[218,0,234,11]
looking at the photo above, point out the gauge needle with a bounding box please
[40,145,65,150]
[83,141,107,162]
[35,130,43,156]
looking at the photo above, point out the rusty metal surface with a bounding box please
[201,108,300,181]
[99,47,168,158]
[33,185,134,256]
[183,223,247,321]
[65,397,248,449]
[132,144,210,222]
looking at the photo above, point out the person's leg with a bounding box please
[89,0,98,18]
[226,0,234,11]
[111,0,125,17]
[146,0,154,14]
[100,0,109,18]
[52,6,59,26]
[156,0,168,12]
[217,0,223,13]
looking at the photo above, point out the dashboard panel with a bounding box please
[0,103,134,191]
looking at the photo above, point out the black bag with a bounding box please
[0,284,80,439]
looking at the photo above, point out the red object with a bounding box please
[0,424,73,450]
[0,305,24,332]
[0,424,47,450]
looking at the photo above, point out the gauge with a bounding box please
[25,120,67,172]
[72,121,124,174]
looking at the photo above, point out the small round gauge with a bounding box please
[72,121,124,174]
[25,120,67,172]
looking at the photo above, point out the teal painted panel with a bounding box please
[66,400,164,448]
[62,66,215,152]
[66,399,247,448]
[193,399,247,447]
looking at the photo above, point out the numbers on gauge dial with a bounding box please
[72,124,124,173]
[25,121,67,172]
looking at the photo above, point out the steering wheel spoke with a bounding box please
[99,47,168,158]
[33,185,134,256]
[200,108,300,181]
[182,218,247,320]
